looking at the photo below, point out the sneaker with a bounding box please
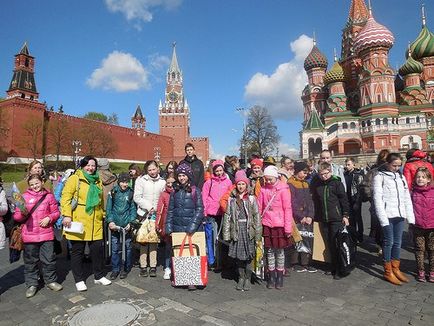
[417,271,426,282]
[119,271,129,279]
[294,265,307,273]
[139,267,148,277]
[306,266,318,273]
[94,277,112,286]
[25,286,37,298]
[46,282,63,291]
[149,267,157,277]
[75,281,87,292]
[429,272,434,283]
[163,267,171,280]
[109,271,120,280]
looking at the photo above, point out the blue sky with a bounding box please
[0,0,432,159]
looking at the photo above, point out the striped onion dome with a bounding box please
[399,55,424,76]
[304,45,328,71]
[324,61,345,85]
[409,26,434,60]
[353,14,394,54]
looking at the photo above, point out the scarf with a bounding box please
[82,170,102,214]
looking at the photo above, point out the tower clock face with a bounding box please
[168,91,178,102]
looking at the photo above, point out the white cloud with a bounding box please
[86,51,150,92]
[244,34,313,120]
[105,0,182,25]
[277,142,300,159]
[148,53,170,71]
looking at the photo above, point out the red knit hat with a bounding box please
[250,158,263,168]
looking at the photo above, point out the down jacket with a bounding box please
[257,180,293,235]
[411,184,434,229]
[13,189,60,243]
[60,169,104,241]
[403,150,434,191]
[202,175,233,216]
[134,174,166,217]
[165,185,204,235]
[222,192,262,242]
[372,169,415,227]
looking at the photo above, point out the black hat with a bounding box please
[118,172,130,183]
[294,161,309,174]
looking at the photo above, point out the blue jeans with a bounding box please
[111,232,132,273]
[382,217,405,262]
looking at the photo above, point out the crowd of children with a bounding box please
[2,143,434,298]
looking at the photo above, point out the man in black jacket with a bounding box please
[344,158,364,243]
[179,143,205,190]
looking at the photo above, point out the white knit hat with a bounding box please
[263,165,279,178]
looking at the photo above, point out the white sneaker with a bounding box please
[163,267,171,280]
[75,281,87,292]
[94,277,112,286]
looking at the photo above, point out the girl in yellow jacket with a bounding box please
[60,156,111,292]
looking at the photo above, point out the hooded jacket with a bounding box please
[202,175,233,216]
[133,174,166,217]
[310,175,349,223]
[372,169,415,227]
[180,155,205,189]
[257,180,293,234]
[411,184,434,229]
[106,184,136,227]
[14,189,60,243]
[403,150,434,191]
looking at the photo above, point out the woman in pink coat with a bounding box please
[202,159,233,270]
[257,165,293,290]
[13,174,62,298]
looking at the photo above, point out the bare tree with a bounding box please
[79,121,118,157]
[0,107,9,138]
[242,105,280,157]
[21,119,43,159]
[47,117,71,168]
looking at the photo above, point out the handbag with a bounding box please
[295,223,314,254]
[171,234,208,286]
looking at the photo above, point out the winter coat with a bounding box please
[202,175,233,216]
[60,169,104,241]
[222,192,262,242]
[411,185,434,229]
[403,151,434,191]
[257,180,293,234]
[344,169,364,204]
[165,185,204,235]
[156,189,171,238]
[310,175,350,223]
[133,174,166,217]
[99,169,117,211]
[372,169,415,227]
[13,189,60,243]
[106,184,136,227]
[180,155,205,189]
[287,176,314,223]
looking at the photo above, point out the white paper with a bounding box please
[63,221,84,234]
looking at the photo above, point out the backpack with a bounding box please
[359,168,378,202]
[1,187,16,238]
[109,187,134,209]
[337,226,357,276]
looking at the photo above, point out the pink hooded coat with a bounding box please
[13,189,60,243]
[257,180,293,234]
[202,175,233,216]
[411,184,434,229]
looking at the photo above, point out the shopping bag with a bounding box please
[295,223,314,254]
[312,222,331,263]
[337,226,356,276]
[135,218,160,244]
[171,232,206,257]
[171,234,208,286]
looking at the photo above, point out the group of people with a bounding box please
[1,142,433,299]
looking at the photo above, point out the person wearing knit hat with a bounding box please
[117,172,131,184]
[176,162,194,181]
[249,159,264,197]
[258,163,293,290]
[222,169,262,291]
[250,158,263,169]
[212,159,225,170]
[294,161,308,175]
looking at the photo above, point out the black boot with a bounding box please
[267,270,276,289]
[275,270,284,289]
[243,267,252,291]
[236,267,245,291]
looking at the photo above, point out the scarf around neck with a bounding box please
[82,170,102,214]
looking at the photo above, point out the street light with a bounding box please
[236,107,248,168]
[72,140,81,168]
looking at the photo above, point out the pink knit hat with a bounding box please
[212,159,224,170]
[235,170,249,185]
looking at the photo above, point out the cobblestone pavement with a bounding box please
[0,205,433,326]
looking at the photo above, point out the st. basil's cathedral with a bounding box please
[300,0,434,159]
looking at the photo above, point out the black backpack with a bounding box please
[337,226,357,276]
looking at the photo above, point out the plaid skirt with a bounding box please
[263,225,291,249]
[228,221,254,261]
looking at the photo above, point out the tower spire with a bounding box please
[368,0,372,17]
[347,0,369,24]
[422,3,426,27]
[313,31,316,46]
[333,48,338,62]
[169,41,180,73]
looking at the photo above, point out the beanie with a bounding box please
[176,162,193,181]
[235,170,249,185]
[250,158,263,168]
[294,161,309,174]
[263,165,279,178]
[118,172,131,183]
[212,159,225,170]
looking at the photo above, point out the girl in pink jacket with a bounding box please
[411,167,434,282]
[202,160,233,270]
[257,166,293,290]
[13,174,62,298]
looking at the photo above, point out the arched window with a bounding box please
[361,121,365,127]
[350,122,356,129]
[416,116,420,123]
[342,123,348,129]
[406,117,410,124]
[367,120,371,126]
[383,118,388,124]
[25,58,29,67]
[375,118,381,125]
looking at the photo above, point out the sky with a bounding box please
[1,0,432,160]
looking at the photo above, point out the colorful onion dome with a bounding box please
[353,14,394,54]
[409,26,434,60]
[399,55,424,76]
[304,45,328,71]
[324,61,345,85]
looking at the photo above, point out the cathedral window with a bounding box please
[383,118,388,125]
[350,122,356,129]
[361,121,365,127]
[367,120,371,127]
[25,58,29,67]
[406,117,410,124]
[342,123,348,129]
[416,116,420,123]
[375,118,380,126]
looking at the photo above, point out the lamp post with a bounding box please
[72,140,81,168]
[236,107,248,167]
